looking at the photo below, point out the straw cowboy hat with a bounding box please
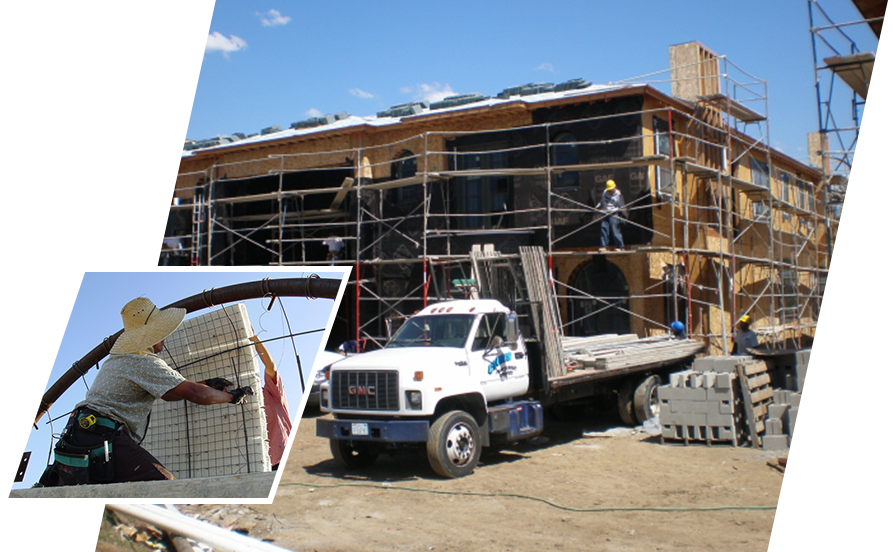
[109,297,186,354]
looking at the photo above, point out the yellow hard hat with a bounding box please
[739,315,751,324]
[605,180,616,190]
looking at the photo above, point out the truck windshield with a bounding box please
[387,314,476,348]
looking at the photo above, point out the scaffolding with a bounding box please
[807,0,893,339]
[163,44,831,357]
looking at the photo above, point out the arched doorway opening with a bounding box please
[568,257,630,336]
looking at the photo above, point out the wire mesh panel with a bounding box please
[142,303,270,479]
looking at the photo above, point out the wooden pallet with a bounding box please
[735,360,773,448]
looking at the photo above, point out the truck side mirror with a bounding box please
[506,313,519,350]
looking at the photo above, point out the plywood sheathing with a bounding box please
[142,304,270,479]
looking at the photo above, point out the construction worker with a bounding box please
[323,234,343,263]
[732,314,759,355]
[596,179,626,250]
[670,321,686,339]
[39,297,254,487]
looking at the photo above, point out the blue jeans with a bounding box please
[600,215,624,248]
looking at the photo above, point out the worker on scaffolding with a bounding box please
[323,234,343,263]
[732,314,759,355]
[39,297,254,487]
[596,179,627,251]
[670,321,687,339]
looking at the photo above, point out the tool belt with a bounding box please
[41,407,121,485]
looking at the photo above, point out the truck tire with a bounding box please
[633,374,662,425]
[330,439,379,469]
[617,381,637,426]
[427,410,482,478]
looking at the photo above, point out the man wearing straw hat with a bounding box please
[40,297,254,486]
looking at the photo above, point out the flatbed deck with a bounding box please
[549,335,704,388]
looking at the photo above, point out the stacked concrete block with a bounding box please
[658,369,744,445]
[757,349,809,392]
[141,304,271,479]
[692,355,744,373]
[762,389,802,450]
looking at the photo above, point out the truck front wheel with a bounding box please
[330,439,380,469]
[427,410,482,478]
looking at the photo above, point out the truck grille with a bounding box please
[331,370,400,411]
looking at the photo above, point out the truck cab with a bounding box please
[317,299,544,477]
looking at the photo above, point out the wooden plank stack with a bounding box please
[563,334,705,371]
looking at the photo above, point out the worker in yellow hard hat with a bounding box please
[733,314,759,355]
[596,179,627,251]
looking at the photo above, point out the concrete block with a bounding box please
[670,400,718,415]
[789,392,801,407]
[706,387,735,402]
[711,425,737,441]
[661,407,712,426]
[773,389,791,405]
[718,398,735,415]
[670,371,696,386]
[768,404,789,420]
[784,406,799,435]
[658,386,688,401]
[701,371,717,388]
[693,356,744,373]
[686,425,710,440]
[661,424,682,440]
[764,418,784,435]
[706,412,736,427]
[714,372,734,390]
[761,434,790,450]
[661,386,707,400]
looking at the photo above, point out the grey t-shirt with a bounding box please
[77,353,185,441]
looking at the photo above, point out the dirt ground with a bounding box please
[169,405,787,552]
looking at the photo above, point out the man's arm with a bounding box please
[249,335,277,378]
[161,380,235,405]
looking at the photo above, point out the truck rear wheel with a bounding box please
[427,410,481,478]
[633,374,661,425]
[617,381,637,426]
[330,439,380,469]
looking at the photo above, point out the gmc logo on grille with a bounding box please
[348,385,376,396]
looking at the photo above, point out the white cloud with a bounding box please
[537,62,556,73]
[350,88,375,99]
[305,108,323,117]
[404,82,455,104]
[257,9,290,27]
[205,32,247,57]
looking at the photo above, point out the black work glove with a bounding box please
[203,377,234,391]
[229,386,254,404]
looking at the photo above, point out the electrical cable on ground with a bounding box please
[277,480,776,513]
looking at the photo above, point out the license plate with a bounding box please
[351,423,369,436]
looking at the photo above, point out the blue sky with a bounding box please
[187,1,878,166]
[12,270,347,491]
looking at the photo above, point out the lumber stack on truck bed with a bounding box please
[550,335,704,386]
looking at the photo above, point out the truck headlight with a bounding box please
[321,388,329,409]
[406,390,422,410]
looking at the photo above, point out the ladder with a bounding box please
[469,245,566,379]
[190,192,204,266]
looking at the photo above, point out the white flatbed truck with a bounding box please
[316,297,703,478]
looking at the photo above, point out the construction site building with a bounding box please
[163,41,835,356]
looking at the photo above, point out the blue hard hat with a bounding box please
[670,321,685,334]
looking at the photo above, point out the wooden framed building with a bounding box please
[163,42,834,356]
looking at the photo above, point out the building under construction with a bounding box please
[163,40,846,356]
